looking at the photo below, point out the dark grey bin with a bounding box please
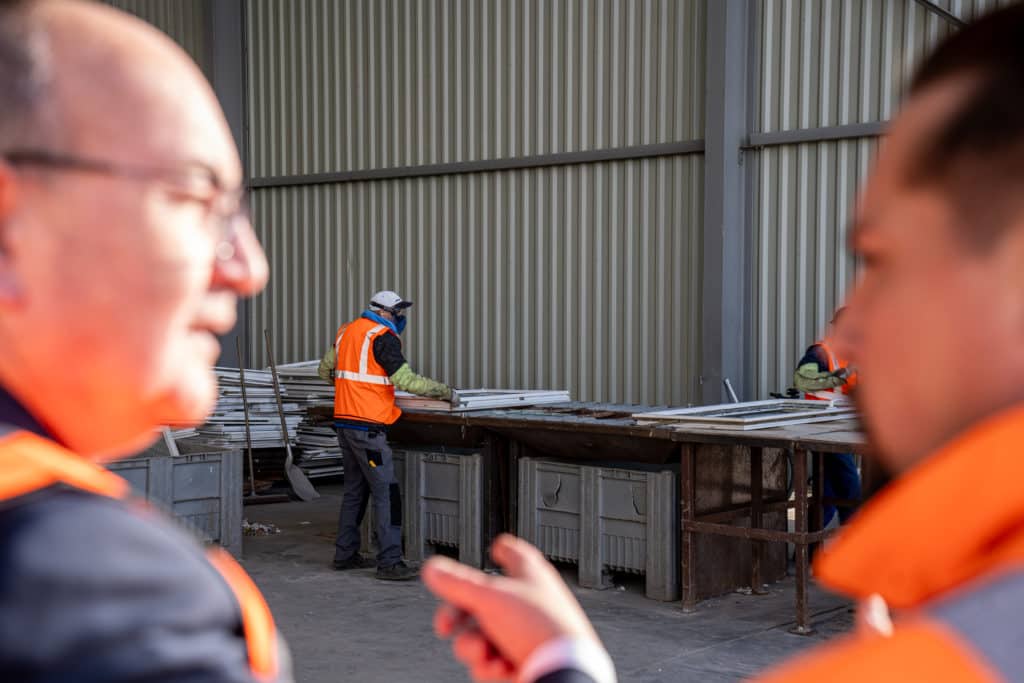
[361,448,483,568]
[401,449,483,568]
[518,457,678,601]
[107,439,243,557]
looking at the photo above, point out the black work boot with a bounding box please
[375,561,419,581]
[333,555,375,570]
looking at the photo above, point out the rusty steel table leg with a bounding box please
[681,443,697,613]
[790,448,813,635]
[810,451,825,558]
[750,447,767,595]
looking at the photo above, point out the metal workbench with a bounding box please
[389,402,869,633]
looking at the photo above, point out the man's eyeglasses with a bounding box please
[2,148,248,259]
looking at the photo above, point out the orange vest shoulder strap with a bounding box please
[0,428,281,680]
[207,548,280,680]
[0,429,129,502]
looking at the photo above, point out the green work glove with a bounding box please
[793,362,846,393]
[318,346,336,384]
[390,363,452,400]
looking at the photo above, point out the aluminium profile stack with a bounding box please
[397,389,571,412]
[273,360,335,409]
[292,414,344,479]
[272,361,344,479]
[193,367,302,449]
[631,399,856,431]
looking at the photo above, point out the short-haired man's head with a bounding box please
[0,0,56,152]
[904,2,1024,251]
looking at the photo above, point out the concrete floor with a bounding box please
[240,485,853,682]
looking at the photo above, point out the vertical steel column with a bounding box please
[207,0,250,367]
[702,0,750,404]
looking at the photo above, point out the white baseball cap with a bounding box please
[370,290,413,312]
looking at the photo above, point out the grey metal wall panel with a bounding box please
[250,154,704,406]
[102,0,210,76]
[749,137,876,398]
[246,0,705,179]
[748,0,1009,399]
[752,0,1008,134]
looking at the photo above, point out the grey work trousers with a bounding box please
[333,427,403,568]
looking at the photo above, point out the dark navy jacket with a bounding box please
[0,389,594,682]
[0,390,265,682]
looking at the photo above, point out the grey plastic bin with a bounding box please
[518,457,678,601]
[107,444,243,557]
[361,448,483,568]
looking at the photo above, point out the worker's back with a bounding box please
[333,316,402,425]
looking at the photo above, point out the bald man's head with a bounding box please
[0,0,238,181]
[0,0,56,150]
[0,0,266,458]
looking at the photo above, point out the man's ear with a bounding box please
[0,162,25,308]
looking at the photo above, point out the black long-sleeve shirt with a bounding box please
[373,333,407,376]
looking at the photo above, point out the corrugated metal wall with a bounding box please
[247,0,705,178]
[748,0,1007,397]
[102,0,209,76]
[753,0,1005,134]
[247,0,708,406]
[750,138,876,395]
[252,157,704,406]
[104,0,1009,406]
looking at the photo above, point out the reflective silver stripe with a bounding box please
[929,569,1024,677]
[336,370,392,386]
[359,325,386,374]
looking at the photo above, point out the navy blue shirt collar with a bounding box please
[0,386,53,439]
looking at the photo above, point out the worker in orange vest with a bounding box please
[423,4,1024,681]
[319,290,452,580]
[0,0,289,679]
[794,306,862,527]
[0,3,632,680]
[794,306,858,402]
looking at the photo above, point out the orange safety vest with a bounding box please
[754,405,1024,682]
[333,317,402,425]
[0,429,281,681]
[805,338,858,401]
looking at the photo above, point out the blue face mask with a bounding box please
[394,315,407,335]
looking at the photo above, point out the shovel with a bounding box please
[264,329,319,501]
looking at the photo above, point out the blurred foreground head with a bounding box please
[0,0,267,458]
[844,2,1024,472]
